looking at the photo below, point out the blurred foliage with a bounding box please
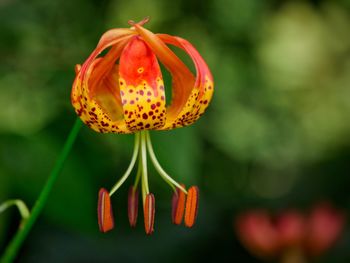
[1,0,350,262]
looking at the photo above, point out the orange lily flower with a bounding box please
[71,18,213,234]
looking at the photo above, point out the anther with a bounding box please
[97,188,114,233]
[144,193,155,235]
[184,186,199,228]
[128,186,139,227]
[172,184,186,225]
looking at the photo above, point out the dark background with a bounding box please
[1,0,350,262]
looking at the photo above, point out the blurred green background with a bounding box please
[1,0,350,262]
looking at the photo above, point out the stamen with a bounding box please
[98,188,114,233]
[172,184,186,225]
[109,133,140,196]
[145,131,187,194]
[184,186,199,228]
[144,193,155,235]
[140,131,150,204]
[128,186,139,227]
[133,155,142,188]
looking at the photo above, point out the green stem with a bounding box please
[0,200,30,222]
[0,118,82,263]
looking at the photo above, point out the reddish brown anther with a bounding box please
[128,186,139,227]
[184,186,199,228]
[97,188,114,233]
[172,184,186,225]
[144,193,155,235]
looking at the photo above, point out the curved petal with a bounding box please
[80,28,136,82]
[119,36,166,131]
[133,25,196,121]
[157,34,214,129]
[134,25,213,129]
[72,58,130,133]
[72,29,136,134]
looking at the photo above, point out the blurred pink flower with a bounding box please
[235,203,345,261]
[236,210,280,258]
[304,203,345,257]
[276,210,306,248]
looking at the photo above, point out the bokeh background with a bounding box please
[1,0,350,262]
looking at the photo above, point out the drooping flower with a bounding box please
[235,204,345,262]
[71,18,213,234]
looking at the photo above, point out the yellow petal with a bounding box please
[72,29,136,134]
[134,25,214,130]
[118,36,166,131]
[72,58,130,133]
[133,25,196,122]
[80,28,136,81]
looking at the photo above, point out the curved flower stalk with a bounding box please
[72,18,214,234]
[0,199,30,228]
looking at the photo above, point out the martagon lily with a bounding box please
[71,17,214,234]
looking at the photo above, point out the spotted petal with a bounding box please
[134,25,213,130]
[118,36,167,132]
[71,29,135,133]
[157,34,214,129]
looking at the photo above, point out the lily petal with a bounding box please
[133,25,196,123]
[157,34,214,129]
[72,58,129,133]
[119,36,166,131]
[80,28,136,82]
[72,30,135,134]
